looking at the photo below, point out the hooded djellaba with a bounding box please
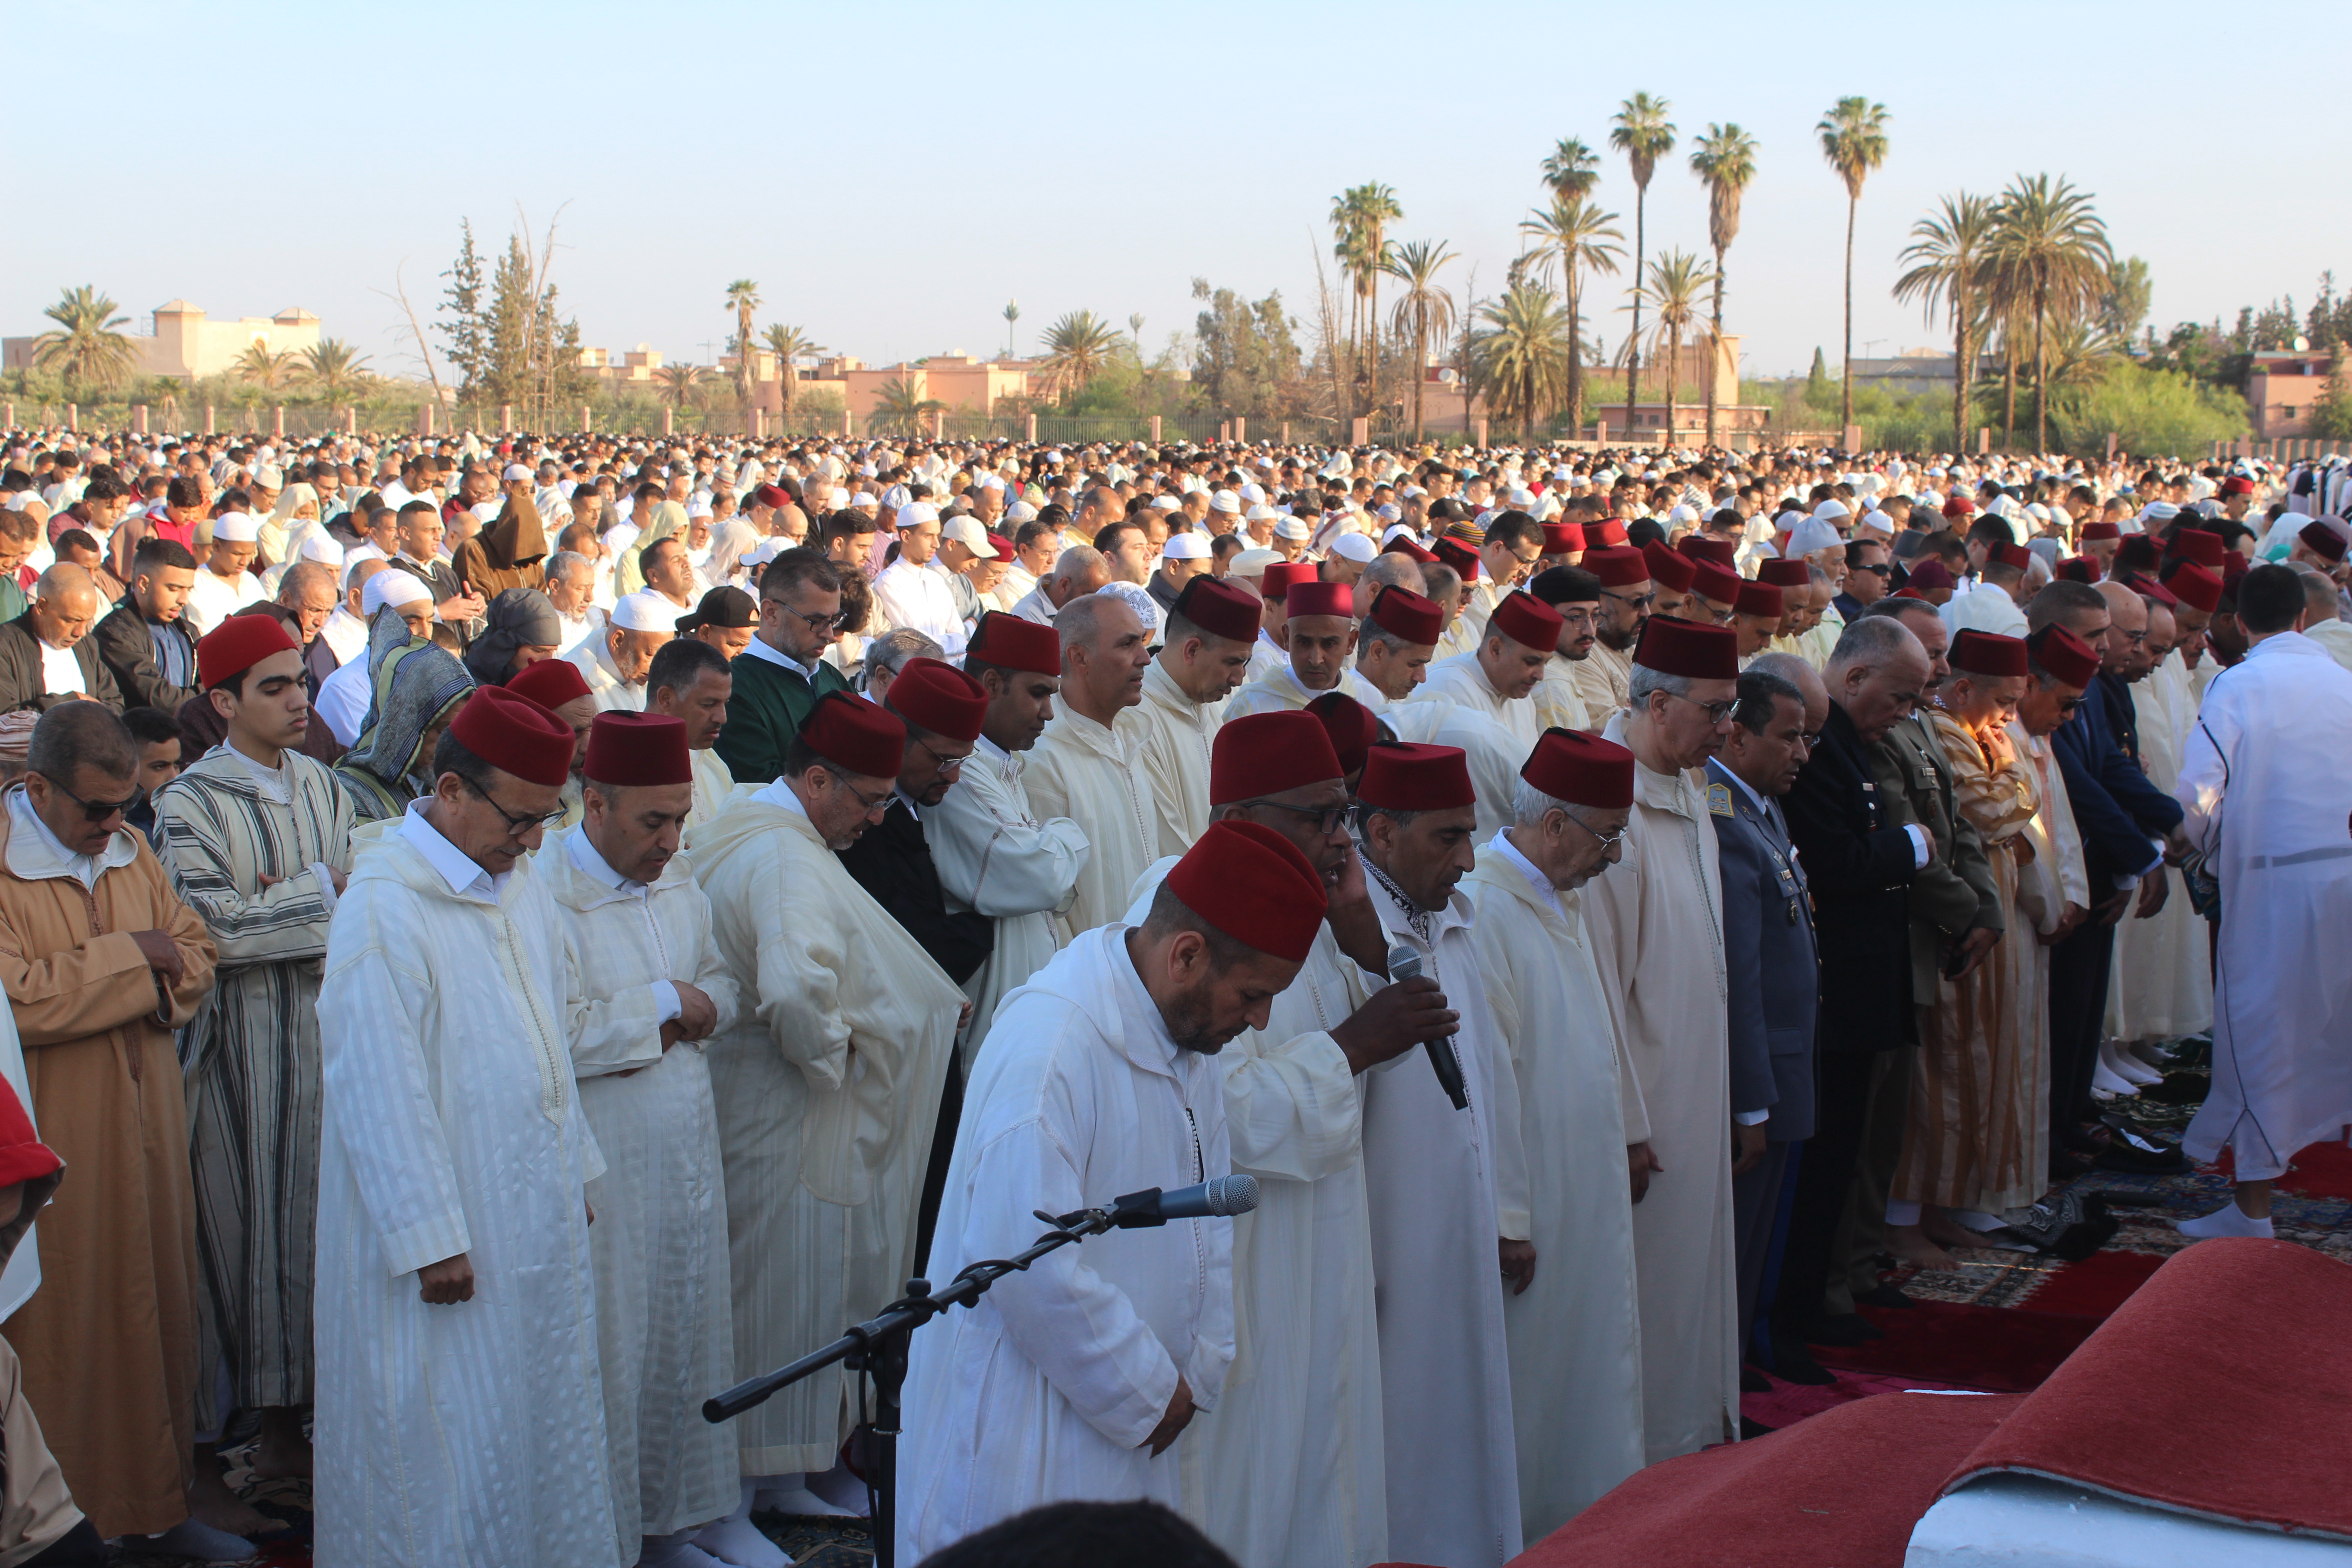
[463,588,564,686]
[332,607,476,823]
[451,490,549,601]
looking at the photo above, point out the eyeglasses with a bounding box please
[766,597,843,634]
[1247,799,1352,836]
[1853,562,1892,577]
[910,735,970,777]
[1566,813,1627,851]
[1600,588,1656,611]
[37,773,139,821]
[1666,691,1740,725]
[835,776,897,815]
[460,776,568,837]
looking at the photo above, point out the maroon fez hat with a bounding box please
[1586,544,1652,589]
[584,711,692,786]
[1260,561,1314,600]
[1357,740,1475,811]
[1521,726,1636,810]
[509,657,591,709]
[1431,538,1481,580]
[1639,539,1697,591]
[1211,711,1344,804]
[888,657,988,743]
[1679,534,1738,568]
[196,612,297,690]
[1163,820,1328,964]
[2055,556,2100,584]
[1690,558,1744,605]
[801,690,906,778]
[1734,580,1784,618]
[2298,522,2347,563]
[451,686,575,788]
[2166,561,2222,613]
[2164,529,2228,568]
[1950,629,2029,680]
[1758,558,1811,589]
[1305,691,1379,778]
[2080,519,2122,542]
[1172,575,1263,643]
[1382,535,1439,564]
[1285,580,1352,620]
[966,610,1063,676]
[2029,624,2100,688]
[1541,520,1585,555]
[1633,615,1740,680]
[1368,585,1443,647]
[1488,590,1564,650]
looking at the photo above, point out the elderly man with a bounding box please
[1581,617,1742,1459]
[1007,544,1111,626]
[928,614,1090,1063]
[645,637,735,823]
[1023,592,1156,938]
[0,564,121,712]
[1225,580,1356,718]
[565,592,673,713]
[94,537,201,711]
[1465,729,1648,1538]
[1131,577,1255,855]
[543,549,605,652]
[545,713,740,1568]
[691,693,965,1534]
[1415,590,1566,757]
[900,822,1319,1559]
[715,549,850,788]
[1345,584,1445,720]
[314,686,613,1568]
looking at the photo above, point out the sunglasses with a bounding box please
[39,773,140,821]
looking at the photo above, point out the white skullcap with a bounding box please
[1239,482,1267,503]
[253,463,283,488]
[611,592,677,633]
[1150,495,1181,512]
[503,462,532,482]
[1506,488,1536,509]
[895,500,940,530]
[1328,532,1377,564]
[1162,532,1210,560]
[1382,523,1418,544]
[686,497,713,519]
[362,568,432,613]
[214,513,261,543]
[470,500,502,523]
[1375,504,1402,522]
[1230,547,1282,576]
[1784,518,1843,556]
[1006,499,1038,523]
[1274,518,1311,541]
[852,491,878,508]
[1813,498,1852,522]
[1666,503,1699,524]
[298,533,345,567]
[1210,489,1242,514]
[1245,503,1279,523]
[977,473,1004,490]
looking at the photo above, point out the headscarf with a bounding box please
[333,606,475,822]
[476,493,549,572]
[703,516,763,588]
[265,481,323,564]
[464,588,563,685]
[616,499,688,597]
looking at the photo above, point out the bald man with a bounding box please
[0,563,123,711]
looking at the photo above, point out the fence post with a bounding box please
[2,404,11,429]
[1594,418,1607,446]
[134,404,148,436]
[1150,416,1162,442]
[500,404,513,432]
[1219,422,1230,444]
[1234,416,1245,443]
[2105,432,2118,461]
[345,406,357,436]
[1351,417,1368,445]
[1026,413,1038,442]
[842,409,853,439]
[274,405,285,439]
[931,410,944,442]
[582,406,592,434]
[1842,423,1862,452]
[1282,422,1290,445]
[1977,426,1991,455]
[1475,417,1490,449]
[662,407,675,437]
[752,407,765,441]
[66,404,77,432]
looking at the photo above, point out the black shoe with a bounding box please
[2062,1124,2112,1157]
[2141,1072,2210,1106]
[2092,1116,2189,1174]
[1855,1283,1918,1309]
[1799,1312,1885,1346]
[1741,1365,1772,1393]
[1768,1339,1834,1385]
[1740,1416,1778,1440]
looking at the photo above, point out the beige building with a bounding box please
[2246,349,2333,440]
[5,299,321,381]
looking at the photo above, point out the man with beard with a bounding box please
[1525,565,1602,733]
[1573,545,1652,722]
[1131,576,1257,855]
[1224,580,1357,719]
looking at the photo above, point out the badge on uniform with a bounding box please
[1707,782,1734,818]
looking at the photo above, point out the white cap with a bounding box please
[686,496,713,519]
[1506,487,1536,509]
[1210,489,1242,514]
[1274,517,1311,541]
[470,500,502,524]
[1239,482,1266,503]
[1784,518,1843,556]
[611,592,677,632]
[362,568,432,613]
[1230,547,1282,576]
[942,516,998,557]
[1162,532,1210,560]
[852,491,878,508]
[1328,532,1377,564]
[1813,498,1852,522]
[976,472,1005,491]
[253,463,284,489]
[1006,499,1038,524]
[504,463,532,482]
[1150,495,1182,512]
[1382,523,1418,544]
[298,533,345,568]
[895,500,940,530]
[1245,503,1279,523]
[215,513,261,543]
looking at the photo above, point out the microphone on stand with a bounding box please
[1387,942,1469,1111]
[1109,1175,1260,1227]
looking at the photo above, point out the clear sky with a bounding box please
[9,0,2342,386]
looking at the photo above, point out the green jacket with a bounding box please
[715,647,850,786]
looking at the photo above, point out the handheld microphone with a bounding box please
[1110,1175,1261,1227]
[1387,943,1469,1111]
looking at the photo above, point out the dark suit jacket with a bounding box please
[837,796,994,985]
[0,613,123,712]
[1706,759,1820,1142]
[2052,669,2183,888]
[1783,701,1918,1054]
[92,598,196,713]
[1873,710,2003,1001]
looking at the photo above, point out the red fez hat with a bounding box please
[1163,819,1328,965]
[1906,559,1956,593]
[584,711,692,787]
[1640,539,1697,592]
[2115,534,2161,576]
[2298,521,2347,563]
[1521,727,1635,810]
[1431,538,1480,581]
[1540,521,1585,555]
[1172,575,1263,644]
[1890,587,1929,600]
[1690,558,1744,606]
[1995,543,2035,572]
[1941,495,1976,519]
[966,610,1063,676]
[1211,710,1343,804]
[1285,580,1352,620]
[2135,575,2180,608]
[754,483,792,510]
[1260,561,1313,600]
[451,686,575,788]
[888,656,988,743]
[1382,535,1438,564]
[1950,629,2029,679]
[2029,624,2100,689]
[1305,691,1379,779]
[1593,518,1630,546]
[508,657,591,709]
[985,532,1015,560]
[197,611,297,690]
[1358,741,1475,812]
[2164,529,2227,568]
[1633,614,1739,680]
[1368,585,1443,647]
[2055,555,2101,584]
[2221,548,2251,584]
[0,1077,59,1189]
[1735,580,1784,618]
[2166,560,2223,613]
[2220,475,2255,497]
[801,690,905,779]
[1585,544,1651,590]
[2080,519,2122,541]
[1680,535,1738,568]
[1489,590,1564,650]
[1759,558,1811,589]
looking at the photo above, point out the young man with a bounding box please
[95,537,202,712]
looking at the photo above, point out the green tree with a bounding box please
[1688,123,1759,447]
[1470,282,1575,441]
[2100,256,2152,342]
[869,376,946,436]
[1003,300,1020,358]
[2310,338,2352,441]
[1539,137,1601,201]
[762,324,825,426]
[31,286,137,395]
[1190,279,1304,425]
[1330,183,1404,420]
[1519,196,1623,437]
[1894,191,1998,453]
[652,362,711,410]
[300,338,373,402]
[1384,240,1459,441]
[724,279,761,406]
[1039,310,1122,401]
[1990,173,2112,451]
[438,220,489,399]
[1818,96,1892,431]
[1610,93,1677,434]
[1636,250,1717,446]
[235,342,299,390]
[1804,347,1838,416]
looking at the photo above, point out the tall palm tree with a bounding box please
[1518,196,1624,437]
[1818,97,1892,431]
[1609,93,1677,437]
[31,286,137,394]
[235,342,299,390]
[1039,310,1121,401]
[1892,191,1997,454]
[1989,173,2113,451]
[1539,137,1601,201]
[300,338,373,402]
[762,324,824,424]
[1469,282,1575,442]
[1002,300,1020,358]
[1383,240,1459,441]
[653,363,711,410]
[1688,123,1759,447]
[869,376,946,436]
[1636,250,1718,446]
[1331,183,1403,420]
[723,279,761,406]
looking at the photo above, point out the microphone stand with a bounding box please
[704,1191,1177,1568]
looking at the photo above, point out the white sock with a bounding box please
[639,1533,728,1568]
[2178,1201,2274,1240]
[135,1519,257,1559]
[1885,1198,1923,1227]
[2091,1058,2132,1098]
[2101,1039,2163,1086]
[691,1482,788,1568]
[805,1459,872,1517]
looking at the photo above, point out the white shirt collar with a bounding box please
[741,633,816,679]
[398,799,506,898]
[1486,828,1563,919]
[564,823,644,894]
[751,773,813,822]
[5,785,137,890]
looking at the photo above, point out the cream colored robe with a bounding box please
[1415,651,1546,759]
[2108,651,2214,1042]
[689,784,965,1475]
[1580,725,1740,1464]
[1222,658,1347,721]
[1534,653,1595,734]
[1023,706,1159,940]
[2303,616,2352,675]
[689,744,736,827]
[1571,638,1632,725]
[1132,658,1224,858]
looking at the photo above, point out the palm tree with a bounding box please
[235,342,299,390]
[1818,97,1893,431]
[300,338,373,403]
[1989,174,2113,451]
[1002,300,1020,358]
[1609,93,1677,437]
[1331,183,1403,419]
[869,376,946,436]
[1469,282,1575,442]
[1636,250,1718,446]
[1518,196,1624,437]
[1893,192,1997,454]
[1539,137,1601,201]
[31,286,137,394]
[1038,310,1122,401]
[724,279,761,405]
[1688,123,1759,447]
[652,363,711,410]
[1383,240,1459,441]
[762,324,825,424]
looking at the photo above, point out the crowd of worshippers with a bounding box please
[0,421,2347,1568]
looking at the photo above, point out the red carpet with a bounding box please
[1811,1299,2098,1392]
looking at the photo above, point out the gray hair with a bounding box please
[865,627,943,681]
[278,560,336,601]
[1359,554,1426,598]
[2287,559,2341,621]
[1054,588,1133,651]
[546,549,593,583]
[1049,544,1106,589]
[1627,662,1692,710]
[1509,777,1613,830]
[1359,618,1418,657]
[1827,612,1918,673]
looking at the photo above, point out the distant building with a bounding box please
[1848,347,2004,395]
[578,343,667,384]
[2245,349,2335,440]
[3,299,321,381]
